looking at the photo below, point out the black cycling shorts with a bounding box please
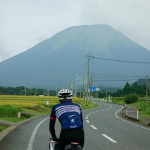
[58,128,84,150]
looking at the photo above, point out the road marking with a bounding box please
[27,117,49,150]
[86,120,90,123]
[102,134,117,143]
[90,125,97,130]
[85,117,88,120]
[86,104,113,131]
[99,105,112,112]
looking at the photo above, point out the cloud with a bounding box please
[81,0,150,50]
[0,0,150,62]
[0,39,11,62]
[0,0,83,62]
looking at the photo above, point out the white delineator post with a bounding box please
[137,109,139,120]
[18,112,21,118]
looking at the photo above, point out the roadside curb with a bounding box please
[0,115,41,141]
[117,106,150,130]
[122,105,150,126]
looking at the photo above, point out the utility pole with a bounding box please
[86,54,90,102]
[24,86,26,96]
[145,75,149,111]
[75,75,78,97]
[86,52,93,105]
[82,75,85,98]
[146,75,149,98]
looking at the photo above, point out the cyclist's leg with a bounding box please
[59,128,84,149]
[59,130,69,150]
[75,128,84,148]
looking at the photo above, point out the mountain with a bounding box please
[0,24,150,88]
[135,78,150,87]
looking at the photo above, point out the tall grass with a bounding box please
[0,105,21,117]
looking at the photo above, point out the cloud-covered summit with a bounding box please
[0,0,150,62]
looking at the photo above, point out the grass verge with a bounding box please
[111,97,150,125]
[0,126,7,132]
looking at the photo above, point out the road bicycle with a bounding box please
[49,138,82,150]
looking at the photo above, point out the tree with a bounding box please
[124,94,138,104]
[123,82,130,95]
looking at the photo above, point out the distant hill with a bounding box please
[135,78,150,87]
[0,24,150,88]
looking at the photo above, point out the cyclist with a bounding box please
[49,89,84,150]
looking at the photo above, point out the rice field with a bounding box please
[0,95,97,132]
[0,95,94,109]
[0,95,57,107]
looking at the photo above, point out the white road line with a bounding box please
[27,117,49,150]
[102,134,117,143]
[99,105,112,112]
[86,120,90,123]
[85,117,88,120]
[115,106,150,132]
[90,125,97,130]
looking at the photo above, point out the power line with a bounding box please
[93,73,149,78]
[93,79,139,82]
[88,56,150,64]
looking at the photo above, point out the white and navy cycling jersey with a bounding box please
[50,102,83,130]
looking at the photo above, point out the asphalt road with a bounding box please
[0,102,150,150]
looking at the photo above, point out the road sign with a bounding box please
[90,86,96,92]
[96,88,100,91]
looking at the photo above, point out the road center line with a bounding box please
[90,125,97,130]
[86,120,90,123]
[27,117,49,150]
[102,134,117,143]
[85,117,88,120]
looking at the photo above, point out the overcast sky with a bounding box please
[0,0,150,62]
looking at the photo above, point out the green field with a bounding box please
[0,95,96,109]
[131,100,150,117]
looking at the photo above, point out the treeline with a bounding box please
[0,82,149,97]
[103,82,148,97]
[89,82,149,98]
[0,86,56,96]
